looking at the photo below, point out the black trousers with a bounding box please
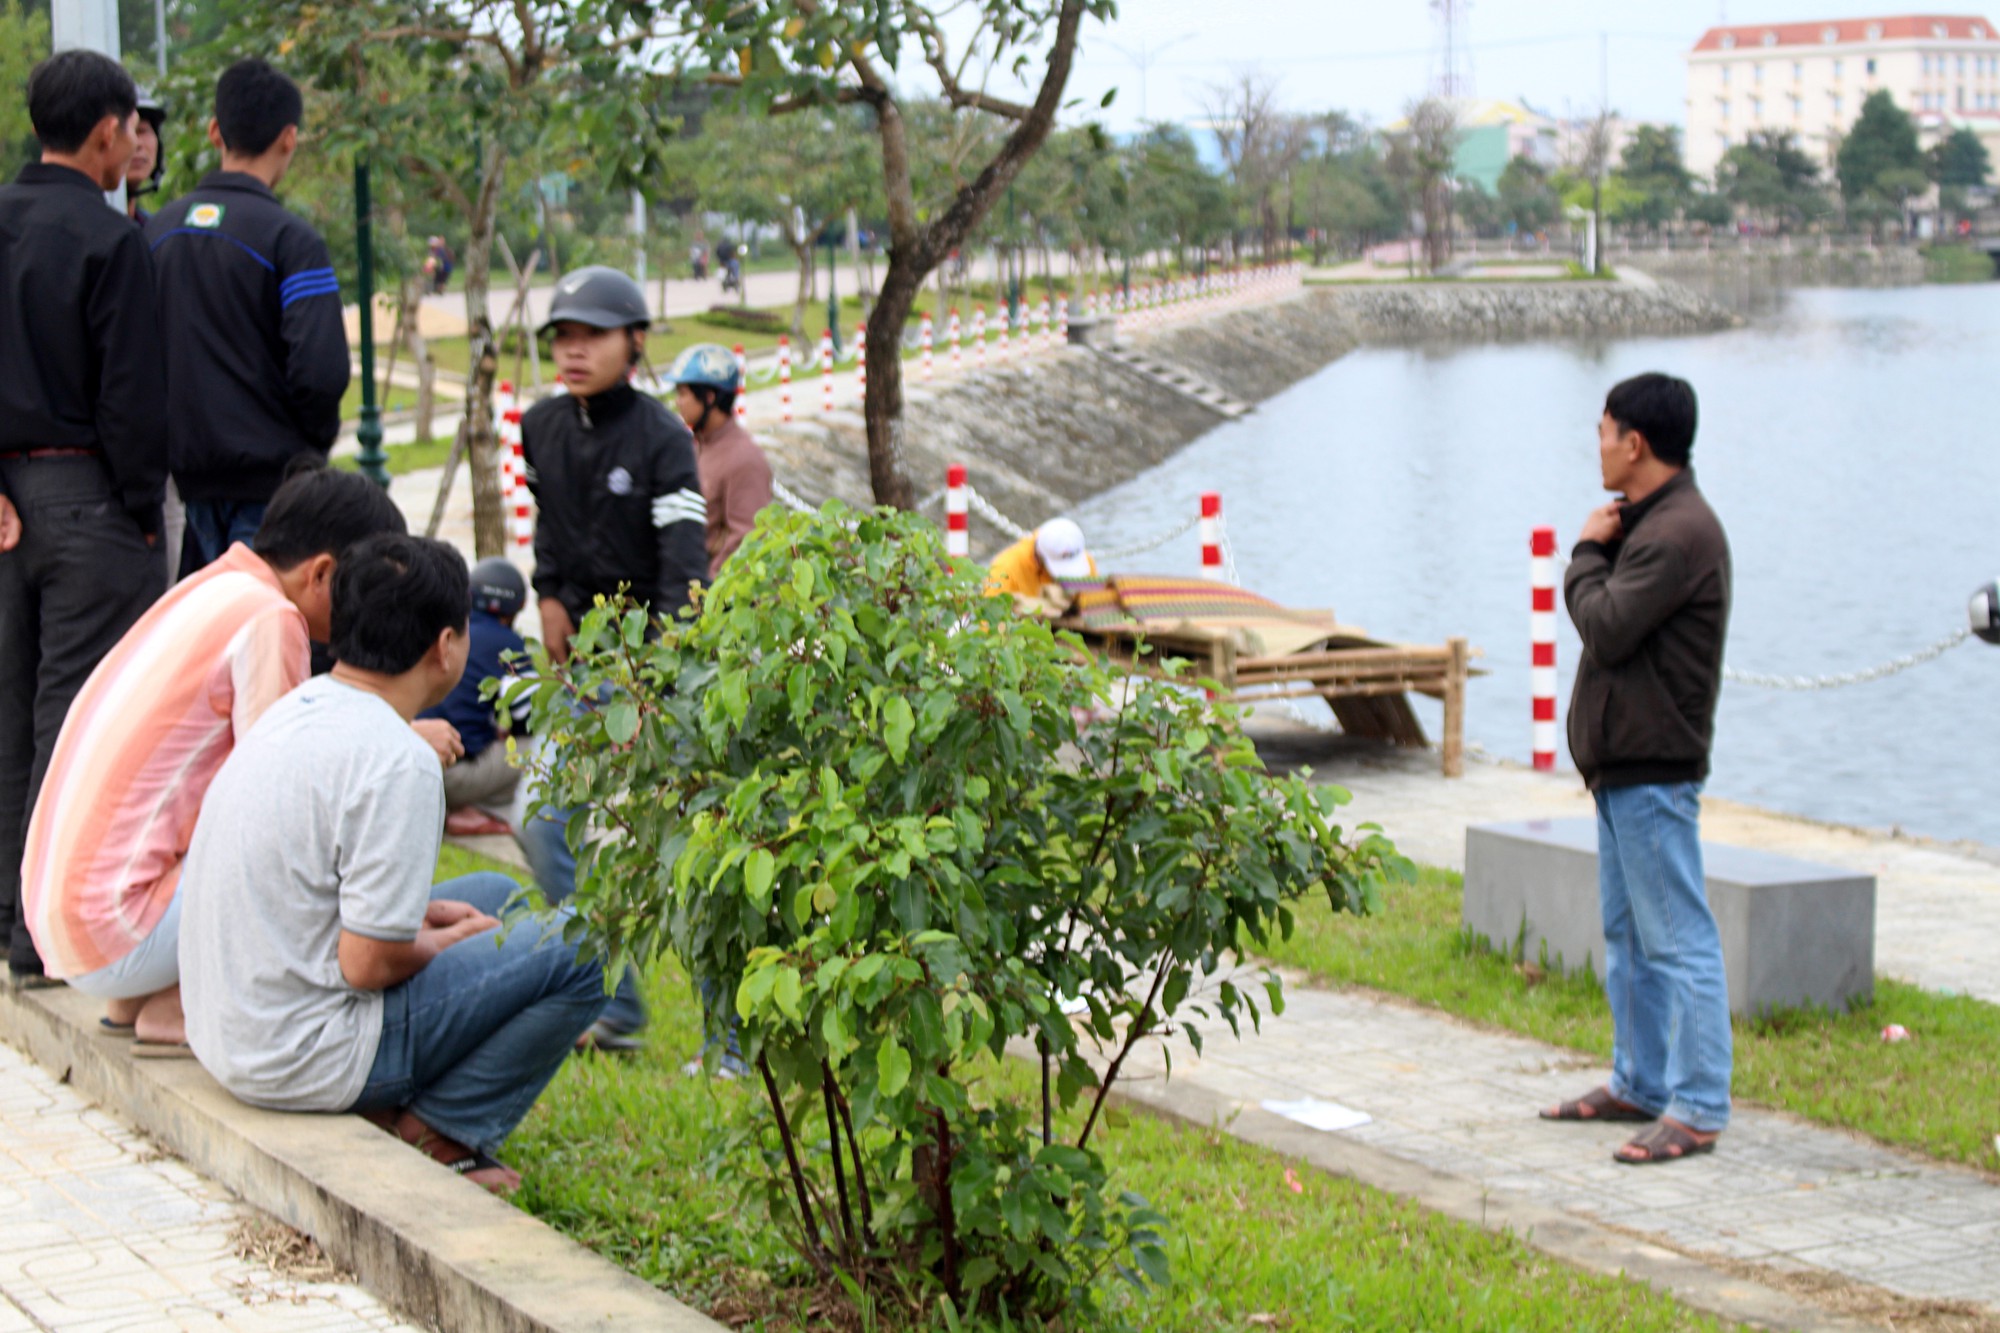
[0,458,164,976]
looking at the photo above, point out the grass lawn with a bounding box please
[435,848,1726,1332]
[1922,244,1996,283]
[1257,866,2000,1171]
[330,435,458,478]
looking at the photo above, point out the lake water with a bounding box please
[1070,284,2000,845]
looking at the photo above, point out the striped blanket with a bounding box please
[1060,574,1337,658]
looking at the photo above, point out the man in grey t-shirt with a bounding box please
[179,534,604,1192]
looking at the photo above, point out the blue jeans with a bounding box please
[178,499,266,579]
[516,806,648,1034]
[351,872,605,1155]
[1596,783,1733,1133]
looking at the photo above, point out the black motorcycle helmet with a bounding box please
[469,557,527,619]
[538,266,649,334]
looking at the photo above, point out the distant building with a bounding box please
[1685,14,2000,182]
[1385,99,1561,193]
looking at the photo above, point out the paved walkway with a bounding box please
[1079,713,2000,1320]
[0,1038,421,1332]
[1119,976,2000,1316]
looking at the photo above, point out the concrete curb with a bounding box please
[1101,1073,1885,1333]
[1,984,723,1333]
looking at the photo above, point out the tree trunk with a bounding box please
[791,238,813,338]
[463,142,509,558]
[854,0,1087,508]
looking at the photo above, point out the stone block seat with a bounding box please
[1462,818,1875,1017]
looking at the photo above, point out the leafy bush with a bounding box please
[517,505,1405,1324]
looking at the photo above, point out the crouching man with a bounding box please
[178,534,604,1192]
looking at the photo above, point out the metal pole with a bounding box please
[631,188,647,289]
[825,228,840,355]
[154,0,167,77]
[354,161,388,488]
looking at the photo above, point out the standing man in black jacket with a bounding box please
[516,266,707,1053]
[0,51,170,986]
[1541,373,1734,1167]
[147,59,349,578]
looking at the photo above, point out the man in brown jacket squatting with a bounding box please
[1540,372,1734,1167]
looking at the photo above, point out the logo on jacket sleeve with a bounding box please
[606,466,634,496]
[188,203,225,228]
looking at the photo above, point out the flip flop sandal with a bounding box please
[98,1017,136,1036]
[1539,1086,1654,1123]
[130,1040,194,1060]
[1614,1120,1718,1166]
[448,1151,522,1194]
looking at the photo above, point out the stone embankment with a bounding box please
[759,278,1737,556]
[1633,243,1928,288]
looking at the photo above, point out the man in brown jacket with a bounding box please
[666,343,773,581]
[1541,372,1734,1167]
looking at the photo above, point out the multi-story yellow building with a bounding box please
[1684,14,2000,181]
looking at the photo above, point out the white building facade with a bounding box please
[1685,14,2000,181]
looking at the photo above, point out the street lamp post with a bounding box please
[825,225,841,354]
[353,161,388,488]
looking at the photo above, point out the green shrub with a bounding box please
[515,505,1406,1325]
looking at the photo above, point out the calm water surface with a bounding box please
[1070,284,2000,845]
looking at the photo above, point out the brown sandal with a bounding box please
[1614,1119,1718,1166]
[1539,1086,1654,1123]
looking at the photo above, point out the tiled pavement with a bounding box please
[0,1038,423,1333]
[1123,977,2000,1313]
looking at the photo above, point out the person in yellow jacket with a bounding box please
[985,517,1098,602]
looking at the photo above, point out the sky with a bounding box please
[943,0,2000,132]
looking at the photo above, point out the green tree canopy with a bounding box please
[1836,89,1924,202]
[1495,154,1559,233]
[1718,130,1827,230]
[1,0,49,168]
[1929,126,1992,188]
[1618,124,1694,229]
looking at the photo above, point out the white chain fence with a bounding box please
[1723,627,1971,690]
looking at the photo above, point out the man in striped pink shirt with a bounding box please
[20,467,434,1048]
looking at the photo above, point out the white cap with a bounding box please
[1034,518,1092,581]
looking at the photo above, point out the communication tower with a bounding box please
[1430,0,1474,100]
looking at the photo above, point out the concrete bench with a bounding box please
[1462,818,1875,1017]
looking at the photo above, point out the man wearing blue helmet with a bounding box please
[668,343,772,581]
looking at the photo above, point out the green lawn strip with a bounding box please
[434,846,1725,1331]
[1255,866,2000,1170]
[1922,244,1995,283]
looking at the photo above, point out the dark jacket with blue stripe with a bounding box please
[145,172,350,503]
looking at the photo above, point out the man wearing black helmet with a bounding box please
[419,557,531,834]
[515,267,703,1053]
[522,265,708,662]
[125,90,166,225]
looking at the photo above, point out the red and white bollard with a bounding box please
[820,329,834,414]
[778,336,792,422]
[973,306,987,369]
[945,463,969,558]
[948,308,962,370]
[921,313,934,382]
[1200,492,1223,580]
[733,345,748,421]
[1531,526,1559,771]
[1056,295,1068,345]
[854,326,867,408]
[508,436,533,552]
[1038,297,1051,353]
[997,306,1010,362]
